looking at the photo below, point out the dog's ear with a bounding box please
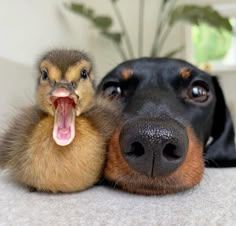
[205,76,236,167]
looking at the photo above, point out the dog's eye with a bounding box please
[103,86,122,98]
[187,85,209,102]
[41,70,48,80]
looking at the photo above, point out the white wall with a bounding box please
[0,0,234,75]
[0,0,185,78]
[0,58,35,127]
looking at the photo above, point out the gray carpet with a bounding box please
[0,168,235,226]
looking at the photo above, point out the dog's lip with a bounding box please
[106,172,188,195]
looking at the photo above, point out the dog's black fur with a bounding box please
[97,58,236,195]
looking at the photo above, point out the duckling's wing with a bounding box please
[0,106,45,168]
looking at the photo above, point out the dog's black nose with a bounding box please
[120,119,188,177]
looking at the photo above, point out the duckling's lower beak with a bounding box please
[51,87,77,146]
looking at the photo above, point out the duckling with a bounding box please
[0,49,120,193]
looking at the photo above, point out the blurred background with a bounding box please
[0,0,235,124]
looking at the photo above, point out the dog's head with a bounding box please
[97,58,236,195]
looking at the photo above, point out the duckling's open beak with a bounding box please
[50,87,77,146]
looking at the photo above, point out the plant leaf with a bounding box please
[93,16,112,30]
[69,3,85,14]
[163,0,171,4]
[86,9,94,18]
[102,31,123,44]
[163,45,185,57]
[67,3,113,30]
[67,3,94,19]
[170,5,233,32]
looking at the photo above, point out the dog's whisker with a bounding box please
[112,173,130,188]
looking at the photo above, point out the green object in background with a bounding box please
[192,23,233,64]
[65,1,233,60]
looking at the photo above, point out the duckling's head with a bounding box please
[36,49,95,146]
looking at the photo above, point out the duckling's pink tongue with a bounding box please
[53,97,76,146]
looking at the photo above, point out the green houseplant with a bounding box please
[65,0,233,60]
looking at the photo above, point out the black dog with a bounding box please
[97,58,236,195]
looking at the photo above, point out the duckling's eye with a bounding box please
[80,69,88,79]
[41,70,48,80]
[187,82,209,103]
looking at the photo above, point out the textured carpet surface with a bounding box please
[0,168,235,226]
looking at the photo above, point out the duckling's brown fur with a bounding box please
[0,49,121,192]
[0,99,120,192]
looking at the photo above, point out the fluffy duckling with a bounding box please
[0,49,120,193]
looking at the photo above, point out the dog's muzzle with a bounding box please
[119,118,188,177]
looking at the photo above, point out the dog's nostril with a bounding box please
[162,143,180,161]
[126,142,145,157]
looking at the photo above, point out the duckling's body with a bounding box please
[0,50,120,192]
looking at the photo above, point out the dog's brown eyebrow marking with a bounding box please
[180,67,191,80]
[121,69,133,80]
